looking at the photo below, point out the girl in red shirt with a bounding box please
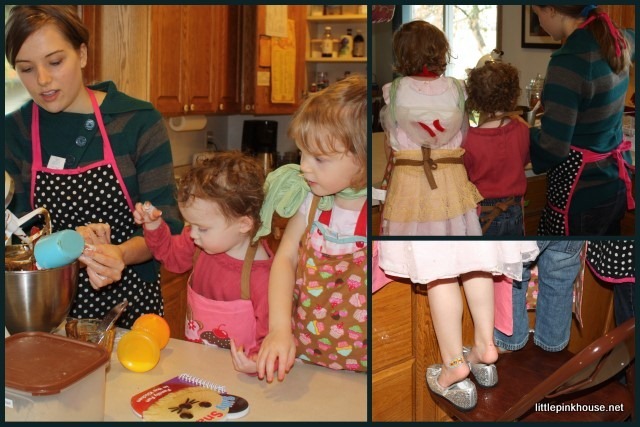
[134,152,273,375]
[463,61,531,235]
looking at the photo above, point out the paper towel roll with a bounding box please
[169,115,207,132]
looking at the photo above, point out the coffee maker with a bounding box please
[241,120,278,174]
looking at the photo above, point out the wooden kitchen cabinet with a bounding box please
[160,265,190,341]
[83,5,241,115]
[150,5,241,116]
[372,263,616,421]
[599,5,635,31]
[240,5,308,115]
[372,280,416,421]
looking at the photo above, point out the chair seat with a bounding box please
[435,340,633,421]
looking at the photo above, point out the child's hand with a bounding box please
[133,201,163,231]
[256,330,296,382]
[230,340,258,375]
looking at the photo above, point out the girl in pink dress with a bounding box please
[376,241,539,410]
[378,20,482,236]
[134,152,273,376]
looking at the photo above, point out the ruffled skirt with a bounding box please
[382,148,483,236]
[378,241,540,285]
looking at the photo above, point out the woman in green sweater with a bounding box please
[531,5,634,235]
[5,5,182,327]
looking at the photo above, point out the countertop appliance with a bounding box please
[241,120,278,174]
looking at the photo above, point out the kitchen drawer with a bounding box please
[160,266,190,340]
[372,281,413,372]
[372,358,415,421]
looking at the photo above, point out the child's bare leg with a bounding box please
[428,278,471,387]
[461,272,498,365]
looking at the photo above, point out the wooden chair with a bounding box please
[434,317,635,421]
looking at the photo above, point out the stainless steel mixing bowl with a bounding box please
[5,260,80,334]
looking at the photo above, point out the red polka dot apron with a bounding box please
[292,196,368,372]
[538,141,635,235]
[185,243,259,350]
[30,89,162,328]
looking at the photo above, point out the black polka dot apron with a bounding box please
[586,241,635,284]
[29,89,162,328]
[538,141,635,235]
[292,196,368,372]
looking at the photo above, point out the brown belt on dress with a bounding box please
[394,146,463,189]
[479,196,519,234]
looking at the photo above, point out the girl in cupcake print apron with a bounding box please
[30,89,162,327]
[292,196,368,372]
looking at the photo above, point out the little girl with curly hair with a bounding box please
[134,151,273,375]
[379,20,482,236]
[463,61,531,236]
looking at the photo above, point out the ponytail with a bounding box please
[539,5,631,74]
[579,7,631,74]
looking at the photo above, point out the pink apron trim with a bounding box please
[87,90,135,212]
[493,275,513,336]
[33,161,112,175]
[575,140,635,209]
[30,88,135,212]
[372,241,393,293]
[585,258,635,284]
[545,141,634,235]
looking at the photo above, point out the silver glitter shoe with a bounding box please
[462,346,498,388]
[426,365,477,411]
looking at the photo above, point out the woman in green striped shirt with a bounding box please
[530,5,634,236]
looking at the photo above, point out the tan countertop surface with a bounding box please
[104,330,367,422]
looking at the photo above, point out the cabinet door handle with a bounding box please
[219,103,224,111]
[183,104,189,113]
[190,104,195,111]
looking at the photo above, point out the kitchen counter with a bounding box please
[104,331,367,421]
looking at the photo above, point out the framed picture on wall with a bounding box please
[521,6,562,49]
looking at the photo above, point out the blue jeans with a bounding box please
[479,197,524,237]
[568,189,627,235]
[494,240,584,352]
[613,283,635,325]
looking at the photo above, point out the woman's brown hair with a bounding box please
[392,20,451,76]
[5,5,90,68]
[177,151,265,238]
[465,62,521,115]
[288,74,367,189]
[537,5,631,73]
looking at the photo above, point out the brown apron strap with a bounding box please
[378,150,395,234]
[479,197,518,234]
[192,241,258,301]
[240,241,259,300]
[394,147,464,190]
[477,110,523,127]
[193,247,202,264]
[303,195,322,239]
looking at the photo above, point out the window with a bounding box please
[5,5,30,114]
[402,5,500,79]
